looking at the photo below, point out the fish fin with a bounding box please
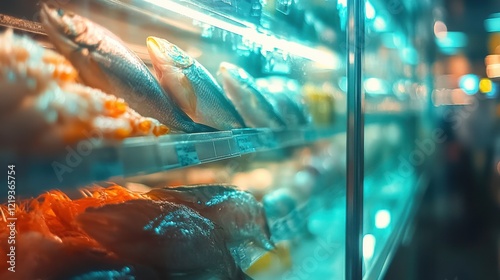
[171,73,198,116]
[156,188,204,209]
[146,188,199,206]
[179,75,198,114]
[144,188,174,201]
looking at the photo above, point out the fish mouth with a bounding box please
[40,4,62,34]
[147,36,164,54]
[40,4,74,55]
[218,62,231,79]
[219,62,235,70]
[41,3,104,59]
[146,36,168,70]
[40,3,61,25]
[219,62,249,81]
[218,62,241,88]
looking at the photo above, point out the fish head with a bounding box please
[147,36,198,115]
[40,4,102,56]
[146,36,193,73]
[219,62,253,86]
[219,62,252,81]
[219,62,261,109]
[40,4,112,91]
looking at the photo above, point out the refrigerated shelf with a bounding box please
[3,125,342,196]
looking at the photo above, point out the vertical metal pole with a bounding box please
[346,0,364,279]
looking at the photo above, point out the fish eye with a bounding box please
[168,45,186,58]
[164,43,192,66]
[57,9,64,17]
[169,45,182,55]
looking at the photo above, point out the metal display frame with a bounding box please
[345,0,365,279]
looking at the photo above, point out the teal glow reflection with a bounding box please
[401,47,419,65]
[459,74,479,95]
[373,16,388,31]
[382,32,405,49]
[486,83,497,98]
[375,210,391,229]
[337,0,347,30]
[363,234,376,259]
[485,13,500,33]
[339,76,348,92]
[365,1,376,20]
[436,32,467,47]
[364,78,389,94]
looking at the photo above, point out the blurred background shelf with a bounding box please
[363,172,429,280]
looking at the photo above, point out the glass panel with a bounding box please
[362,0,435,278]
[0,0,347,279]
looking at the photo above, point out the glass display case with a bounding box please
[361,0,435,278]
[0,0,435,279]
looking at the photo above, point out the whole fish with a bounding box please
[256,77,311,127]
[219,62,287,129]
[146,184,274,251]
[40,4,215,133]
[77,199,252,280]
[146,36,246,131]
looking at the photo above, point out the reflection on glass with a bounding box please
[484,13,500,33]
[434,20,447,38]
[365,1,376,20]
[363,234,376,260]
[339,76,348,92]
[364,78,389,95]
[479,78,493,93]
[373,16,388,32]
[459,74,479,95]
[435,31,467,55]
[375,209,391,229]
